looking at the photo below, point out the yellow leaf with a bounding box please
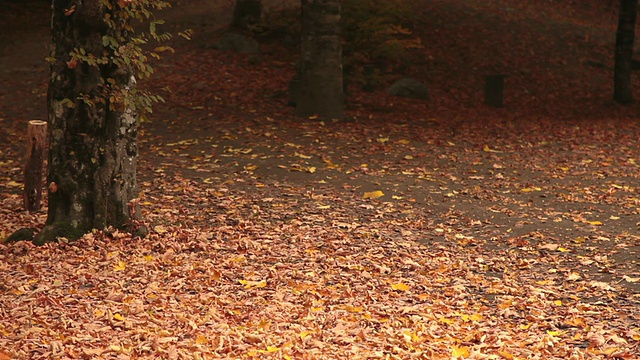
[143,255,154,262]
[5,181,21,187]
[307,167,316,173]
[521,187,542,192]
[558,247,570,252]
[343,305,363,313]
[498,299,513,309]
[451,345,470,357]
[520,323,532,330]
[299,331,311,340]
[154,225,167,234]
[602,347,622,355]
[470,313,483,321]
[391,282,410,291]
[196,335,208,344]
[547,330,565,337]
[483,145,502,153]
[587,220,603,226]
[377,137,389,143]
[554,300,563,306]
[398,139,410,145]
[113,261,126,271]
[439,316,455,324]
[239,279,267,289]
[266,346,279,352]
[363,190,384,199]
[113,313,124,321]
[294,152,312,159]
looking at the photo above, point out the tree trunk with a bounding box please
[614,0,638,105]
[34,0,141,245]
[231,0,262,30]
[295,0,344,120]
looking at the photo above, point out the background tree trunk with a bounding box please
[613,0,638,105]
[295,0,344,120]
[231,0,262,30]
[35,0,141,244]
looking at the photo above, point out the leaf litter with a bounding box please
[1,0,640,359]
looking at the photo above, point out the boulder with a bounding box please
[386,78,429,100]
[212,32,260,54]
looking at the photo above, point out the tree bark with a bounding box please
[34,0,141,245]
[295,0,344,120]
[614,0,638,105]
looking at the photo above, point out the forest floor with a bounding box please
[1,0,640,358]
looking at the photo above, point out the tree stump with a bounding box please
[23,120,47,212]
[485,74,506,108]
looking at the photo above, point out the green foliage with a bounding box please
[65,0,192,115]
[341,0,423,88]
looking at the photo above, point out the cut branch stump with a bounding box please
[23,120,47,212]
[485,74,506,108]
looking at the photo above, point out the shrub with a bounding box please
[252,0,423,91]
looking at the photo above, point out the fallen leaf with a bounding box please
[363,190,384,199]
[451,345,470,357]
[390,282,410,291]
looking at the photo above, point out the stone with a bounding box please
[212,32,260,54]
[386,78,429,100]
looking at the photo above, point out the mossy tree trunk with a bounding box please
[614,0,638,105]
[34,0,141,245]
[295,0,344,120]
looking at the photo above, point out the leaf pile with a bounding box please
[1,203,638,359]
[1,0,640,359]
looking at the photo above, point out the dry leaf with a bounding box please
[363,190,384,199]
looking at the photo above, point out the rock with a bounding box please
[386,78,429,100]
[212,32,260,54]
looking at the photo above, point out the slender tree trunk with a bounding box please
[34,0,141,245]
[295,0,344,120]
[614,0,638,105]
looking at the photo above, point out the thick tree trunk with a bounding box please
[231,0,262,30]
[614,0,638,105]
[295,0,344,120]
[34,0,141,245]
